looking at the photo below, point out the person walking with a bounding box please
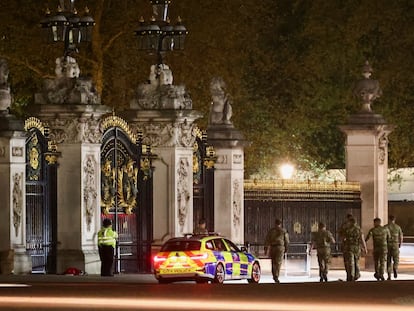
[311,222,335,282]
[264,219,289,283]
[343,217,367,281]
[365,218,391,281]
[384,215,403,280]
[98,218,118,277]
[338,214,354,242]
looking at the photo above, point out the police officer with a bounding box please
[264,219,289,283]
[365,218,391,281]
[343,217,367,281]
[311,222,335,282]
[384,215,403,280]
[98,218,118,277]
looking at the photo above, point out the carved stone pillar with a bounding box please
[121,110,202,240]
[0,122,31,274]
[206,77,247,244]
[207,125,247,244]
[27,105,109,274]
[340,118,393,239]
[340,62,393,255]
[122,64,202,241]
[0,58,31,274]
[28,55,110,274]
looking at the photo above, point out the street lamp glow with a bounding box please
[280,163,295,179]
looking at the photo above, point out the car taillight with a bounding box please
[153,255,167,263]
[190,253,208,260]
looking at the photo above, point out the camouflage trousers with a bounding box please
[373,248,387,277]
[387,244,400,274]
[316,247,331,278]
[270,246,285,281]
[343,249,361,281]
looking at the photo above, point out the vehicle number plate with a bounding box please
[161,268,193,274]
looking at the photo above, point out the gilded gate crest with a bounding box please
[27,132,41,181]
[101,115,140,215]
[101,159,116,214]
[118,158,138,214]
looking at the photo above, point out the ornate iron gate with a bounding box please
[101,116,154,273]
[193,129,216,232]
[25,117,58,274]
[244,180,361,256]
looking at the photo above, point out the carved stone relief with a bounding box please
[83,155,97,232]
[233,154,242,164]
[12,172,23,237]
[216,155,227,164]
[232,179,242,231]
[12,147,24,157]
[0,145,5,157]
[134,120,196,148]
[49,116,103,144]
[177,157,190,230]
[378,132,389,165]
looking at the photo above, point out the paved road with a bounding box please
[1,269,414,311]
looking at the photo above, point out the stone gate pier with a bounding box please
[0,59,31,274]
[29,56,110,274]
[341,62,393,257]
[207,78,248,244]
[121,64,202,240]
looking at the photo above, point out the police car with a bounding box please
[153,234,261,284]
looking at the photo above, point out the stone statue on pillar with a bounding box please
[0,58,11,112]
[130,64,192,110]
[353,61,382,113]
[340,62,393,261]
[206,77,247,244]
[209,77,233,125]
[121,62,201,239]
[35,56,100,105]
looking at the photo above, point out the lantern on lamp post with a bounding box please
[40,0,95,57]
[135,0,188,65]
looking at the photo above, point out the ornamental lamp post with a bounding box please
[40,0,95,57]
[135,0,188,65]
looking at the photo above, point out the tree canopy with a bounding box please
[1,0,414,177]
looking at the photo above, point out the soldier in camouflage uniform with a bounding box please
[343,217,367,281]
[338,214,354,243]
[264,219,289,283]
[384,215,403,280]
[311,222,335,282]
[365,218,391,281]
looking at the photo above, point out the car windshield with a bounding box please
[161,240,201,251]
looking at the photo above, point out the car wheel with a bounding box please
[213,263,225,284]
[247,262,261,283]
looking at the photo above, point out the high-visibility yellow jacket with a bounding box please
[98,227,118,248]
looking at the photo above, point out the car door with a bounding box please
[223,239,243,279]
[212,238,232,279]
